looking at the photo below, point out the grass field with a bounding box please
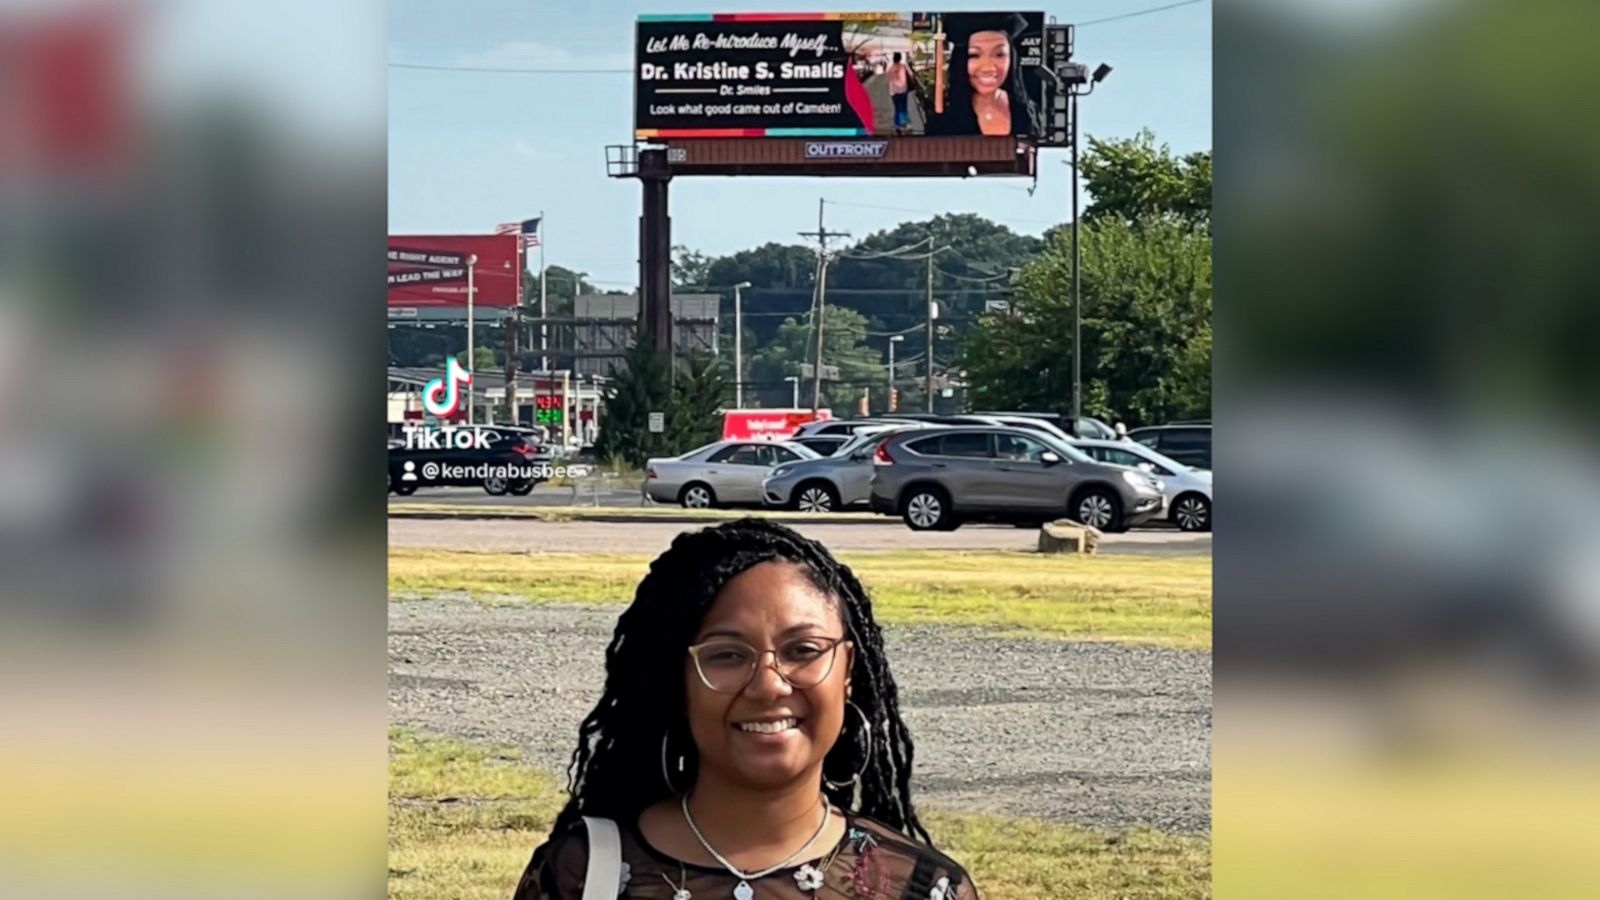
[388,550,1212,649]
[389,729,1211,900]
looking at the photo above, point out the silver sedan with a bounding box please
[1070,438,1213,531]
[644,440,821,508]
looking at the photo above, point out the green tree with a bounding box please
[960,217,1211,427]
[592,345,731,468]
[671,245,715,289]
[746,304,882,415]
[666,351,727,452]
[454,346,499,373]
[1077,129,1211,229]
[526,265,608,316]
[592,341,674,468]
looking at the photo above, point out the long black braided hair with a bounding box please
[543,517,932,847]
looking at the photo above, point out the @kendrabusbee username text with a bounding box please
[414,462,589,481]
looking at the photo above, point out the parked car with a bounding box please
[985,415,1077,445]
[1128,424,1212,470]
[868,427,1166,531]
[972,411,1120,440]
[877,413,1010,427]
[644,440,821,508]
[763,427,920,512]
[1070,438,1212,531]
[387,430,548,496]
[792,418,900,439]
[794,435,849,457]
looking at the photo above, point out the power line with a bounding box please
[824,199,1061,228]
[1078,0,1208,28]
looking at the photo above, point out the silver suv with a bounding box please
[867,427,1166,531]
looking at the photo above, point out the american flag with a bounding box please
[494,222,519,235]
[519,217,542,248]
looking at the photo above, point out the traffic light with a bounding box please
[890,388,900,412]
[857,392,869,417]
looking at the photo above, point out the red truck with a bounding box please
[720,408,831,441]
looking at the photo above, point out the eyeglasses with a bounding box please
[686,636,850,694]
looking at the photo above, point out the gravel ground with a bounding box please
[389,598,1212,833]
[388,517,1213,556]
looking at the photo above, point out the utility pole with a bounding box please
[799,198,847,415]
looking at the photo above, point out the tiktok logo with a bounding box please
[422,357,472,418]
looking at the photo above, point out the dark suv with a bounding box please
[867,427,1166,531]
[1127,424,1211,470]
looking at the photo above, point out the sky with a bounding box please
[388,0,1212,290]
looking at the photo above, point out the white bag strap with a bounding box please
[581,816,623,900]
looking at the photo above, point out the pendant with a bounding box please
[733,880,754,900]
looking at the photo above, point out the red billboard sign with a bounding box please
[387,235,521,309]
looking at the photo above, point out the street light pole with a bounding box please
[1064,53,1111,428]
[466,254,477,424]
[1071,88,1081,424]
[733,281,751,407]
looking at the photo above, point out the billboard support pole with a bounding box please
[637,150,674,361]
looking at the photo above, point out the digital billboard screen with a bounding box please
[635,12,1045,140]
[387,235,521,309]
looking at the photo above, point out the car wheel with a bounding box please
[483,476,510,496]
[901,486,954,531]
[508,481,535,496]
[679,482,717,509]
[795,481,839,513]
[1172,493,1211,532]
[1071,486,1122,532]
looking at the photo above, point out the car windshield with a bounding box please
[783,443,823,460]
[681,441,726,460]
[1125,443,1191,473]
[1014,430,1094,464]
[835,427,900,456]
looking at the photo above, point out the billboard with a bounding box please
[387,235,521,309]
[635,12,1045,140]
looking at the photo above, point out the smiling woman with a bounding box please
[513,518,976,900]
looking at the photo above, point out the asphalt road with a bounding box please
[391,483,648,508]
[389,599,1212,832]
[389,516,1212,555]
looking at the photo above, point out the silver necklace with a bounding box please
[681,793,832,900]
